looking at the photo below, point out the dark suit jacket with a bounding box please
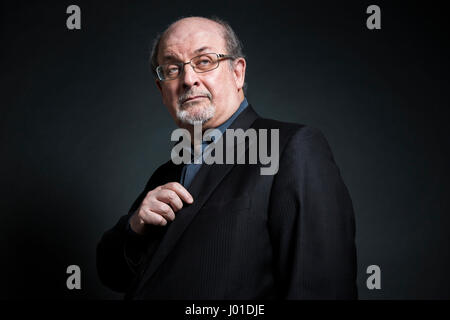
[96,105,358,299]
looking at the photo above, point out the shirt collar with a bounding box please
[206,97,249,144]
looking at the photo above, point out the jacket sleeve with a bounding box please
[96,170,168,293]
[268,126,358,299]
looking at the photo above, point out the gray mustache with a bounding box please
[178,91,212,105]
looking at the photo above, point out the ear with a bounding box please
[232,57,246,91]
[155,78,163,94]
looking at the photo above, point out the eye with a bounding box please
[198,59,212,65]
[166,65,180,74]
[194,55,214,68]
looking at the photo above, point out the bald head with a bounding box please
[166,16,224,31]
[161,17,224,58]
[158,18,226,66]
[150,16,245,78]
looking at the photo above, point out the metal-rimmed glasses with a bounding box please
[156,53,235,81]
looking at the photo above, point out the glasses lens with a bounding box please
[192,54,218,72]
[158,64,181,80]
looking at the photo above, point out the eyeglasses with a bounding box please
[156,53,235,81]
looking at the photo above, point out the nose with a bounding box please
[180,63,200,89]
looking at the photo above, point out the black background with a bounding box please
[1,0,449,299]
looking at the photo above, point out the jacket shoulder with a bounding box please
[253,117,326,149]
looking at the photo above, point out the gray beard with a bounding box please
[177,103,216,125]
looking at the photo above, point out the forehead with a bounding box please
[158,20,226,63]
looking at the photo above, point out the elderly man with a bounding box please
[96,16,357,299]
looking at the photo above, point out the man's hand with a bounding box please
[129,182,194,235]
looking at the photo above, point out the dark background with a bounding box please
[1,0,449,299]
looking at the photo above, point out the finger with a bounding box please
[148,201,176,221]
[139,207,168,226]
[161,182,194,204]
[155,189,184,212]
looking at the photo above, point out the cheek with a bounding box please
[205,73,232,101]
[160,88,179,119]
[162,86,178,105]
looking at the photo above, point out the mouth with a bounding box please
[182,96,208,104]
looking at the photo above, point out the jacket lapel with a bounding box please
[135,105,259,294]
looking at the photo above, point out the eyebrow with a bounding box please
[161,46,214,63]
[194,46,212,54]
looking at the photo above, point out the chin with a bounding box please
[177,103,216,125]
